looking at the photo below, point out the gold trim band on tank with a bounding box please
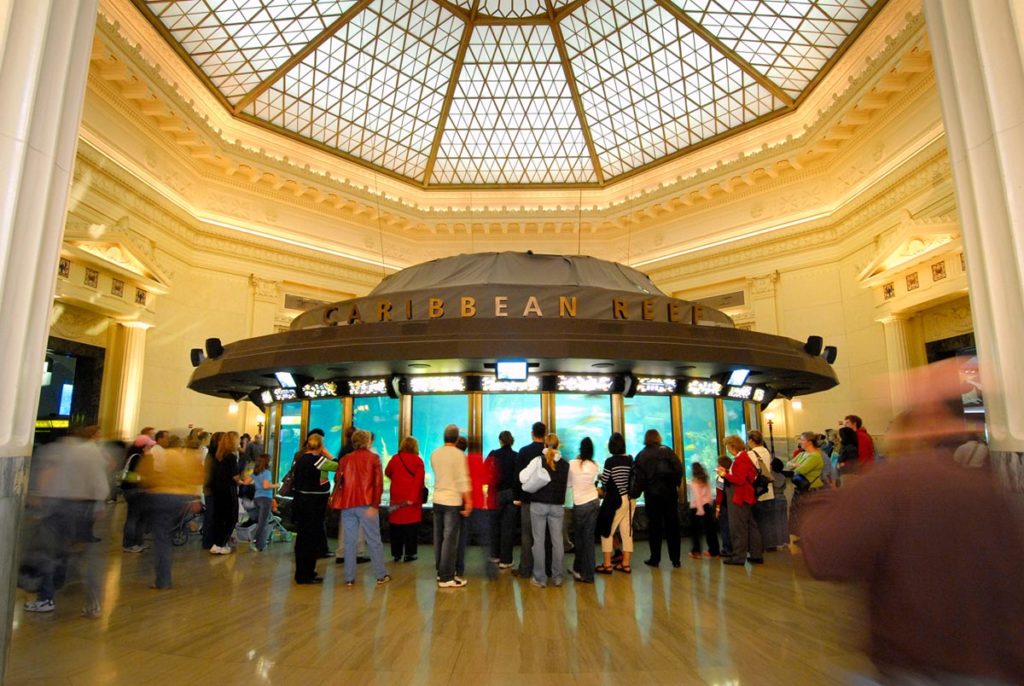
[322,295,702,326]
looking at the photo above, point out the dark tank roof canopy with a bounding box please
[290,251,734,330]
[370,252,663,295]
[189,252,837,401]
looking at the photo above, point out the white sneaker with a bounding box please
[24,599,55,613]
[210,545,232,555]
[437,578,467,588]
[81,603,101,619]
[122,545,145,553]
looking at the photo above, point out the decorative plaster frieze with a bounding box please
[647,147,952,281]
[750,273,780,297]
[250,276,281,303]
[72,143,383,290]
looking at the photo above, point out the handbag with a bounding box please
[748,447,773,500]
[520,456,551,494]
[278,467,295,497]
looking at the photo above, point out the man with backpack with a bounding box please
[633,429,684,568]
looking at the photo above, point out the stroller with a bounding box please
[171,499,205,546]
[234,495,292,546]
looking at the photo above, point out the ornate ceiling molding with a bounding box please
[646,142,952,283]
[71,141,386,291]
[91,0,927,216]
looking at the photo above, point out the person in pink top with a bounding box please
[687,462,719,558]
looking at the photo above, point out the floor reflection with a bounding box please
[6,503,870,685]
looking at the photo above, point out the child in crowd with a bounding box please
[687,463,719,558]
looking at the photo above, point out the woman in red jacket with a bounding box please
[384,436,425,563]
[717,435,764,566]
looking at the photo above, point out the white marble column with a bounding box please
[0,0,99,677]
[924,0,1024,491]
[880,314,913,416]
[99,322,151,442]
[924,0,1024,440]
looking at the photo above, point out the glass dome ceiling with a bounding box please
[134,0,883,187]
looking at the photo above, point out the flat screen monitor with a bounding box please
[727,368,751,386]
[496,359,529,382]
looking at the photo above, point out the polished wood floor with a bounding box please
[6,504,871,685]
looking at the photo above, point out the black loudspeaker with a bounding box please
[205,337,224,359]
[803,335,823,356]
[248,389,266,412]
[822,346,838,364]
[189,348,205,367]
[386,375,401,399]
[623,374,640,398]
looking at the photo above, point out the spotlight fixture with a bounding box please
[822,346,838,364]
[803,335,823,356]
[205,337,224,359]
[190,348,205,368]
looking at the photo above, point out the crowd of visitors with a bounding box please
[20,414,877,609]
[20,375,1021,685]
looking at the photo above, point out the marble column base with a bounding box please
[0,455,29,684]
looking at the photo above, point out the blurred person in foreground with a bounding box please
[22,425,110,616]
[801,360,1024,685]
[140,435,203,589]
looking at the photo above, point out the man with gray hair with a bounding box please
[431,424,472,587]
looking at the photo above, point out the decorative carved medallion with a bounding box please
[85,268,99,288]
[906,272,919,291]
[931,261,946,281]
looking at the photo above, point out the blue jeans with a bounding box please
[122,489,146,548]
[530,502,564,585]
[433,504,463,582]
[457,509,497,577]
[253,497,273,550]
[35,500,102,607]
[572,500,599,581]
[341,506,386,583]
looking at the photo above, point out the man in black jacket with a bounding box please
[513,422,546,578]
[634,429,684,568]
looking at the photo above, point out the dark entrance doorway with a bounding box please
[36,337,105,445]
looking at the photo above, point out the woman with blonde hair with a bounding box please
[524,433,569,588]
[208,431,241,554]
[292,432,338,584]
[384,435,425,562]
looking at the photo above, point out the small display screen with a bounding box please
[496,359,528,381]
[727,368,751,386]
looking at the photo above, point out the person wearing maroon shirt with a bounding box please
[804,391,1024,684]
[384,436,425,563]
[717,435,763,566]
[843,414,875,467]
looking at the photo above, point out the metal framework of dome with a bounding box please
[134,0,884,187]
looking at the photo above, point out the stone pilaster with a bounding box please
[880,314,913,415]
